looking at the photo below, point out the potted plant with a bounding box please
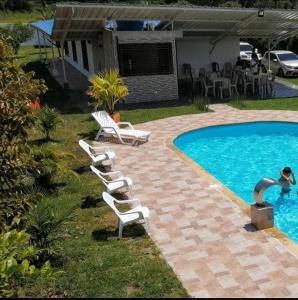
[87,69,128,122]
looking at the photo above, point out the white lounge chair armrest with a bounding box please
[119,208,144,218]
[102,126,118,133]
[93,150,112,158]
[107,178,130,184]
[91,146,111,152]
[114,198,141,206]
[103,170,122,177]
[117,122,135,130]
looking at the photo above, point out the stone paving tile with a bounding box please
[91,104,298,298]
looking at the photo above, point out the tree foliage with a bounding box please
[0,38,47,229]
[0,23,33,54]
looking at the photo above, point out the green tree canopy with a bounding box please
[0,38,47,229]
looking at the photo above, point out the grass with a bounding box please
[0,10,43,24]
[120,105,209,124]
[17,45,59,68]
[277,76,298,86]
[22,113,188,297]
[229,97,298,111]
[17,45,215,297]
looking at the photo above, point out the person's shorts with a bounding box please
[281,187,291,194]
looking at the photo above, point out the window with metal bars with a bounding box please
[72,41,77,62]
[118,43,173,76]
[81,40,89,71]
[64,41,69,56]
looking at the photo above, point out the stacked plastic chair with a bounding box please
[79,139,150,238]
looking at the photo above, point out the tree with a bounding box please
[3,0,33,11]
[0,23,32,54]
[0,38,47,229]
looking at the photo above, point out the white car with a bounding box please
[261,50,298,77]
[240,42,262,61]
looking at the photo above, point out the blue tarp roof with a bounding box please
[31,19,54,37]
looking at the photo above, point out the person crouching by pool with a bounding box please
[279,167,296,195]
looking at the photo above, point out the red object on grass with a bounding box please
[28,99,40,109]
[33,100,40,109]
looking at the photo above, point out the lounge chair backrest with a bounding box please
[92,111,118,132]
[79,139,95,158]
[102,192,121,217]
[90,165,109,184]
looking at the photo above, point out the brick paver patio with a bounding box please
[95,104,298,298]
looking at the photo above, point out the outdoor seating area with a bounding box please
[92,111,151,146]
[183,62,276,99]
[78,112,151,238]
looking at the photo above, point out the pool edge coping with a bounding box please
[166,121,298,258]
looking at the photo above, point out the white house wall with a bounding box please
[24,29,52,47]
[65,40,96,78]
[176,36,240,78]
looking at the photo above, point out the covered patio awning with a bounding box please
[51,3,298,42]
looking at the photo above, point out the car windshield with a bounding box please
[277,53,298,61]
[240,44,253,52]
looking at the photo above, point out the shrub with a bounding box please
[26,201,77,260]
[87,69,128,115]
[37,106,62,141]
[32,145,77,188]
[0,38,47,229]
[230,95,246,108]
[0,229,58,297]
[192,96,210,112]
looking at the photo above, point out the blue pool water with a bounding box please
[174,122,298,243]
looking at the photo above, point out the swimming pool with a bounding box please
[174,121,298,243]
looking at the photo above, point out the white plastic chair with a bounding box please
[229,72,239,97]
[102,192,150,238]
[79,139,115,167]
[90,165,134,197]
[91,111,151,146]
[200,75,213,97]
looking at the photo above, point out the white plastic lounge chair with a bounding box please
[91,111,151,146]
[90,165,134,197]
[102,192,150,238]
[79,139,115,167]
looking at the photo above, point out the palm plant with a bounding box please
[31,145,77,188]
[87,69,128,115]
[37,106,61,141]
[26,200,77,260]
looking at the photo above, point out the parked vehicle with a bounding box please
[240,42,262,62]
[261,50,298,77]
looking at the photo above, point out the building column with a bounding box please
[268,39,271,71]
[61,43,69,89]
[43,33,48,63]
[51,42,58,76]
[37,30,42,60]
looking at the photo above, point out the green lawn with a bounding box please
[229,97,298,110]
[0,10,43,24]
[277,76,298,86]
[22,113,188,297]
[17,46,58,67]
[17,45,214,297]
